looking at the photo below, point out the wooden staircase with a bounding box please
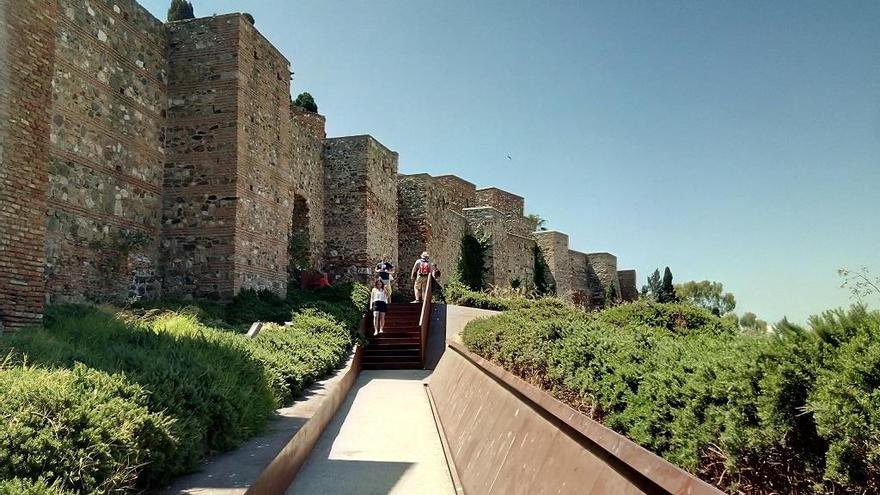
[363,277,433,370]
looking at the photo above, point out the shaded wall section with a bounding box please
[46,0,167,304]
[0,0,57,329]
[618,269,639,302]
[290,105,326,269]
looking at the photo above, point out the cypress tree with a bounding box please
[293,92,318,113]
[658,266,677,303]
[167,0,195,22]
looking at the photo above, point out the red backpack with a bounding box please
[417,259,431,275]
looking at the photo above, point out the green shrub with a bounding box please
[0,284,368,492]
[245,309,351,402]
[0,309,276,488]
[461,301,880,494]
[809,307,880,489]
[0,478,73,495]
[0,363,175,494]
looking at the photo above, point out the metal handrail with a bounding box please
[418,274,433,367]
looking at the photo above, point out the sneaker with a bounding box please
[411,300,420,303]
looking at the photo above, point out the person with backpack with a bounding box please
[410,252,434,303]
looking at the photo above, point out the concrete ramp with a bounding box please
[427,341,723,495]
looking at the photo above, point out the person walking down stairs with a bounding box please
[410,251,434,303]
[370,279,390,336]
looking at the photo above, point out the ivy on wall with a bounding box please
[533,244,555,296]
[456,234,490,291]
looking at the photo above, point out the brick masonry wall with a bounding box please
[462,207,509,288]
[163,15,242,299]
[397,174,468,296]
[505,233,537,290]
[475,187,524,217]
[618,269,638,302]
[290,105,326,269]
[46,0,167,304]
[0,0,57,329]
[434,174,476,211]
[365,137,399,281]
[534,231,572,297]
[234,19,295,295]
[324,135,398,283]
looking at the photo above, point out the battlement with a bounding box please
[0,0,633,328]
[475,187,525,217]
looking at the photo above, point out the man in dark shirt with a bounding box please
[375,255,395,295]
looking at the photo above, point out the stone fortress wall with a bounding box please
[0,0,637,329]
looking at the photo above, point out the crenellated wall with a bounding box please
[323,135,399,284]
[0,2,632,328]
[290,105,326,269]
[233,17,296,295]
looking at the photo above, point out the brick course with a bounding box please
[0,1,632,327]
[0,0,57,329]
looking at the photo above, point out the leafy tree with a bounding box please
[242,13,255,25]
[641,268,661,300]
[525,213,548,232]
[739,311,758,328]
[657,266,677,303]
[675,280,736,315]
[839,266,880,301]
[293,92,318,113]
[167,0,194,21]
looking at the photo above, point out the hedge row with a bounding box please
[0,284,368,494]
[461,300,880,494]
[444,281,558,311]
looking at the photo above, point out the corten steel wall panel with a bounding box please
[0,0,57,329]
[428,343,723,495]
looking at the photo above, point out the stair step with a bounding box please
[362,361,423,370]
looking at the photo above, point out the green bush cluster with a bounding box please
[0,284,369,493]
[247,310,351,403]
[461,300,880,494]
[0,478,73,495]
[444,280,564,311]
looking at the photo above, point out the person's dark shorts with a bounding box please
[373,301,388,313]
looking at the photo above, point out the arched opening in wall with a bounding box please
[288,195,311,287]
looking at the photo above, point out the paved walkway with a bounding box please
[286,370,454,495]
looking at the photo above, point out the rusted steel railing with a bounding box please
[418,274,433,367]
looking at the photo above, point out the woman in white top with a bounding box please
[370,279,390,336]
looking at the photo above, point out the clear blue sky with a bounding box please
[142,0,880,323]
